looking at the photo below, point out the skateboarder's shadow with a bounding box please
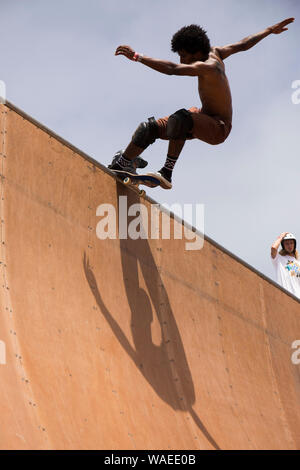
[83,184,219,450]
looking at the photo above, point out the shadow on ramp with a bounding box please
[83,184,220,450]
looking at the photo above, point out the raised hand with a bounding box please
[115,45,135,60]
[268,17,295,35]
[279,232,289,240]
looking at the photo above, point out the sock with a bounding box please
[118,153,134,169]
[160,155,178,180]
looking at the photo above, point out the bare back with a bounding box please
[198,48,232,125]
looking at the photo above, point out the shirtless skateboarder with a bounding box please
[109,18,294,189]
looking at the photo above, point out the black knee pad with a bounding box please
[132,116,159,149]
[166,108,193,140]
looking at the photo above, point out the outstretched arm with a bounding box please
[215,17,295,60]
[115,45,211,76]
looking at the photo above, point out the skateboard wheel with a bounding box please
[124,177,131,185]
[139,189,146,197]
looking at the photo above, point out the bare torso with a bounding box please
[198,48,232,125]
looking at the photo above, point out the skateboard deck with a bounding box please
[111,170,161,196]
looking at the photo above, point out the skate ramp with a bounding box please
[0,102,299,450]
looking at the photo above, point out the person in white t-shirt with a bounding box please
[271,232,300,299]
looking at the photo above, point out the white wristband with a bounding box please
[133,52,143,62]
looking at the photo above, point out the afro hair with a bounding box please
[171,24,211,58]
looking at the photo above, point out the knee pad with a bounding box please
[166,108,193,140]
[132,116,159,149]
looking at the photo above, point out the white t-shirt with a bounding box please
[271,253,300,299]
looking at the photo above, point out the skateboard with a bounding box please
[111,170,161,196]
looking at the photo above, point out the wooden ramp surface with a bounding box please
[0,102,299,450]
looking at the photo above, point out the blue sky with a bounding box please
[0,0,299,282]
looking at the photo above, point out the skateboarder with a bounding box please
[109,18,294,189]
[271,232,300,299]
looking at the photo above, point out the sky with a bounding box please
[0,0,299,283]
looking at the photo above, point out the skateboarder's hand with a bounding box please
[115,45,135,60]
[268,18,294,34]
